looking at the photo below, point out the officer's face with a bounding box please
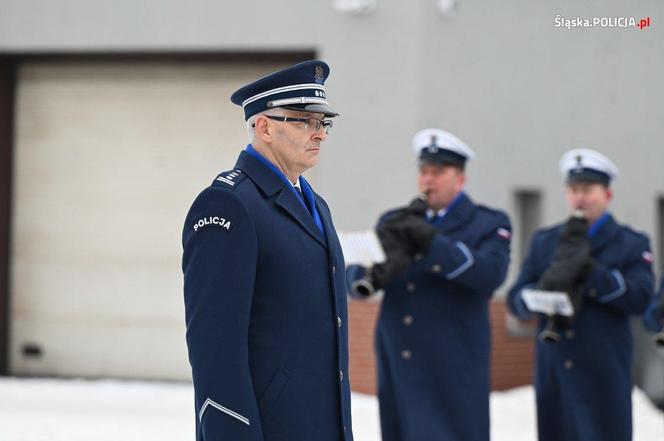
[418,164,465,211]
[565,182,612,222]
[267,110,328,177]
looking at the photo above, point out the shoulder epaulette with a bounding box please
[622,224,648,239]
[212,168,246,189]
[475,204,504,217]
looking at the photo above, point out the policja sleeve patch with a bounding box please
[193,216,232,232]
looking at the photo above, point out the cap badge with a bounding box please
[427,135,438,153]
[574,154,583,172]
[314,65,325,83]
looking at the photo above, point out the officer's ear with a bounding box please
[605,186,613,202]
[459,170,466,185]
[253,115,274,143]
[455,168,466,188]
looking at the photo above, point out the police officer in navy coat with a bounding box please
[347,129,512,441]
[508,148,655,441]
[643,275,664,345]
[182,61,353,441]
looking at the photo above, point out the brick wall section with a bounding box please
[347,299,381,395]
[490,300,536,390]
[347,298,535,395]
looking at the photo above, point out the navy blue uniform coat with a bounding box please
[183,149,353,441]
[508,214,654,441]
[348,193,511,441]
[643,276,663,333]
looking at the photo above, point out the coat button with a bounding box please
[432,264,442,273]
[337,316,342,328]
[406,282,416,293]
[401,349,412,360]
[403,315,414,326]
[414,253,423,261]
[340,370,343,381]
[565,330,575,339]
[588,288,597,297]
[564,359,574,370]
[332,265,336,275]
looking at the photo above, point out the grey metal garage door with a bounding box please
[10,60,288,380]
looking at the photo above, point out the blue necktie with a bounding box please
[295,186,312,216]
[429,213,443,225]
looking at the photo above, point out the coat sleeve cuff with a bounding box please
[587,268,627,303]
[442,241,475,280]
[200,398,250,426]
[345,264,370,298]
[511,284,535,319]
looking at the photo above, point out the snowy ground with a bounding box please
[0,377,661,440]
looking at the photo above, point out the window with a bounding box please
[657,196,664,274]
[515,189,543,262]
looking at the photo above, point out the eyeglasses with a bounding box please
[262,115,333,135]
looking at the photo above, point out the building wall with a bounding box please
[1,0,662,269]
[0,0,662,395]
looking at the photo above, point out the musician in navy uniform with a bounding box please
[182,60,353,441]
[508,148,655,441]
[643,276,664,345]
[347,129,512,441]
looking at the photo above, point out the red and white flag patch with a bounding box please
[497,228,511,240]
[642,251,653,264]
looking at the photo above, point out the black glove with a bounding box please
[382,215,437,255]
[366,196,432,290]
[368,221,413,290]
[376,213,411,257]
[537,215,592,343]
[369,259,410,290]
[403,195,429,217]
[378,196,437,256]
[538,214,593,293]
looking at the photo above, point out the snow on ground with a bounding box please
[0,377,661,440]
[490,386,664,440]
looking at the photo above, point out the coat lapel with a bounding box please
[314,195,337,251]
[436,193,476,234]
[589,213,620,254]
[276,190,328,248]
[236,151,327,248]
